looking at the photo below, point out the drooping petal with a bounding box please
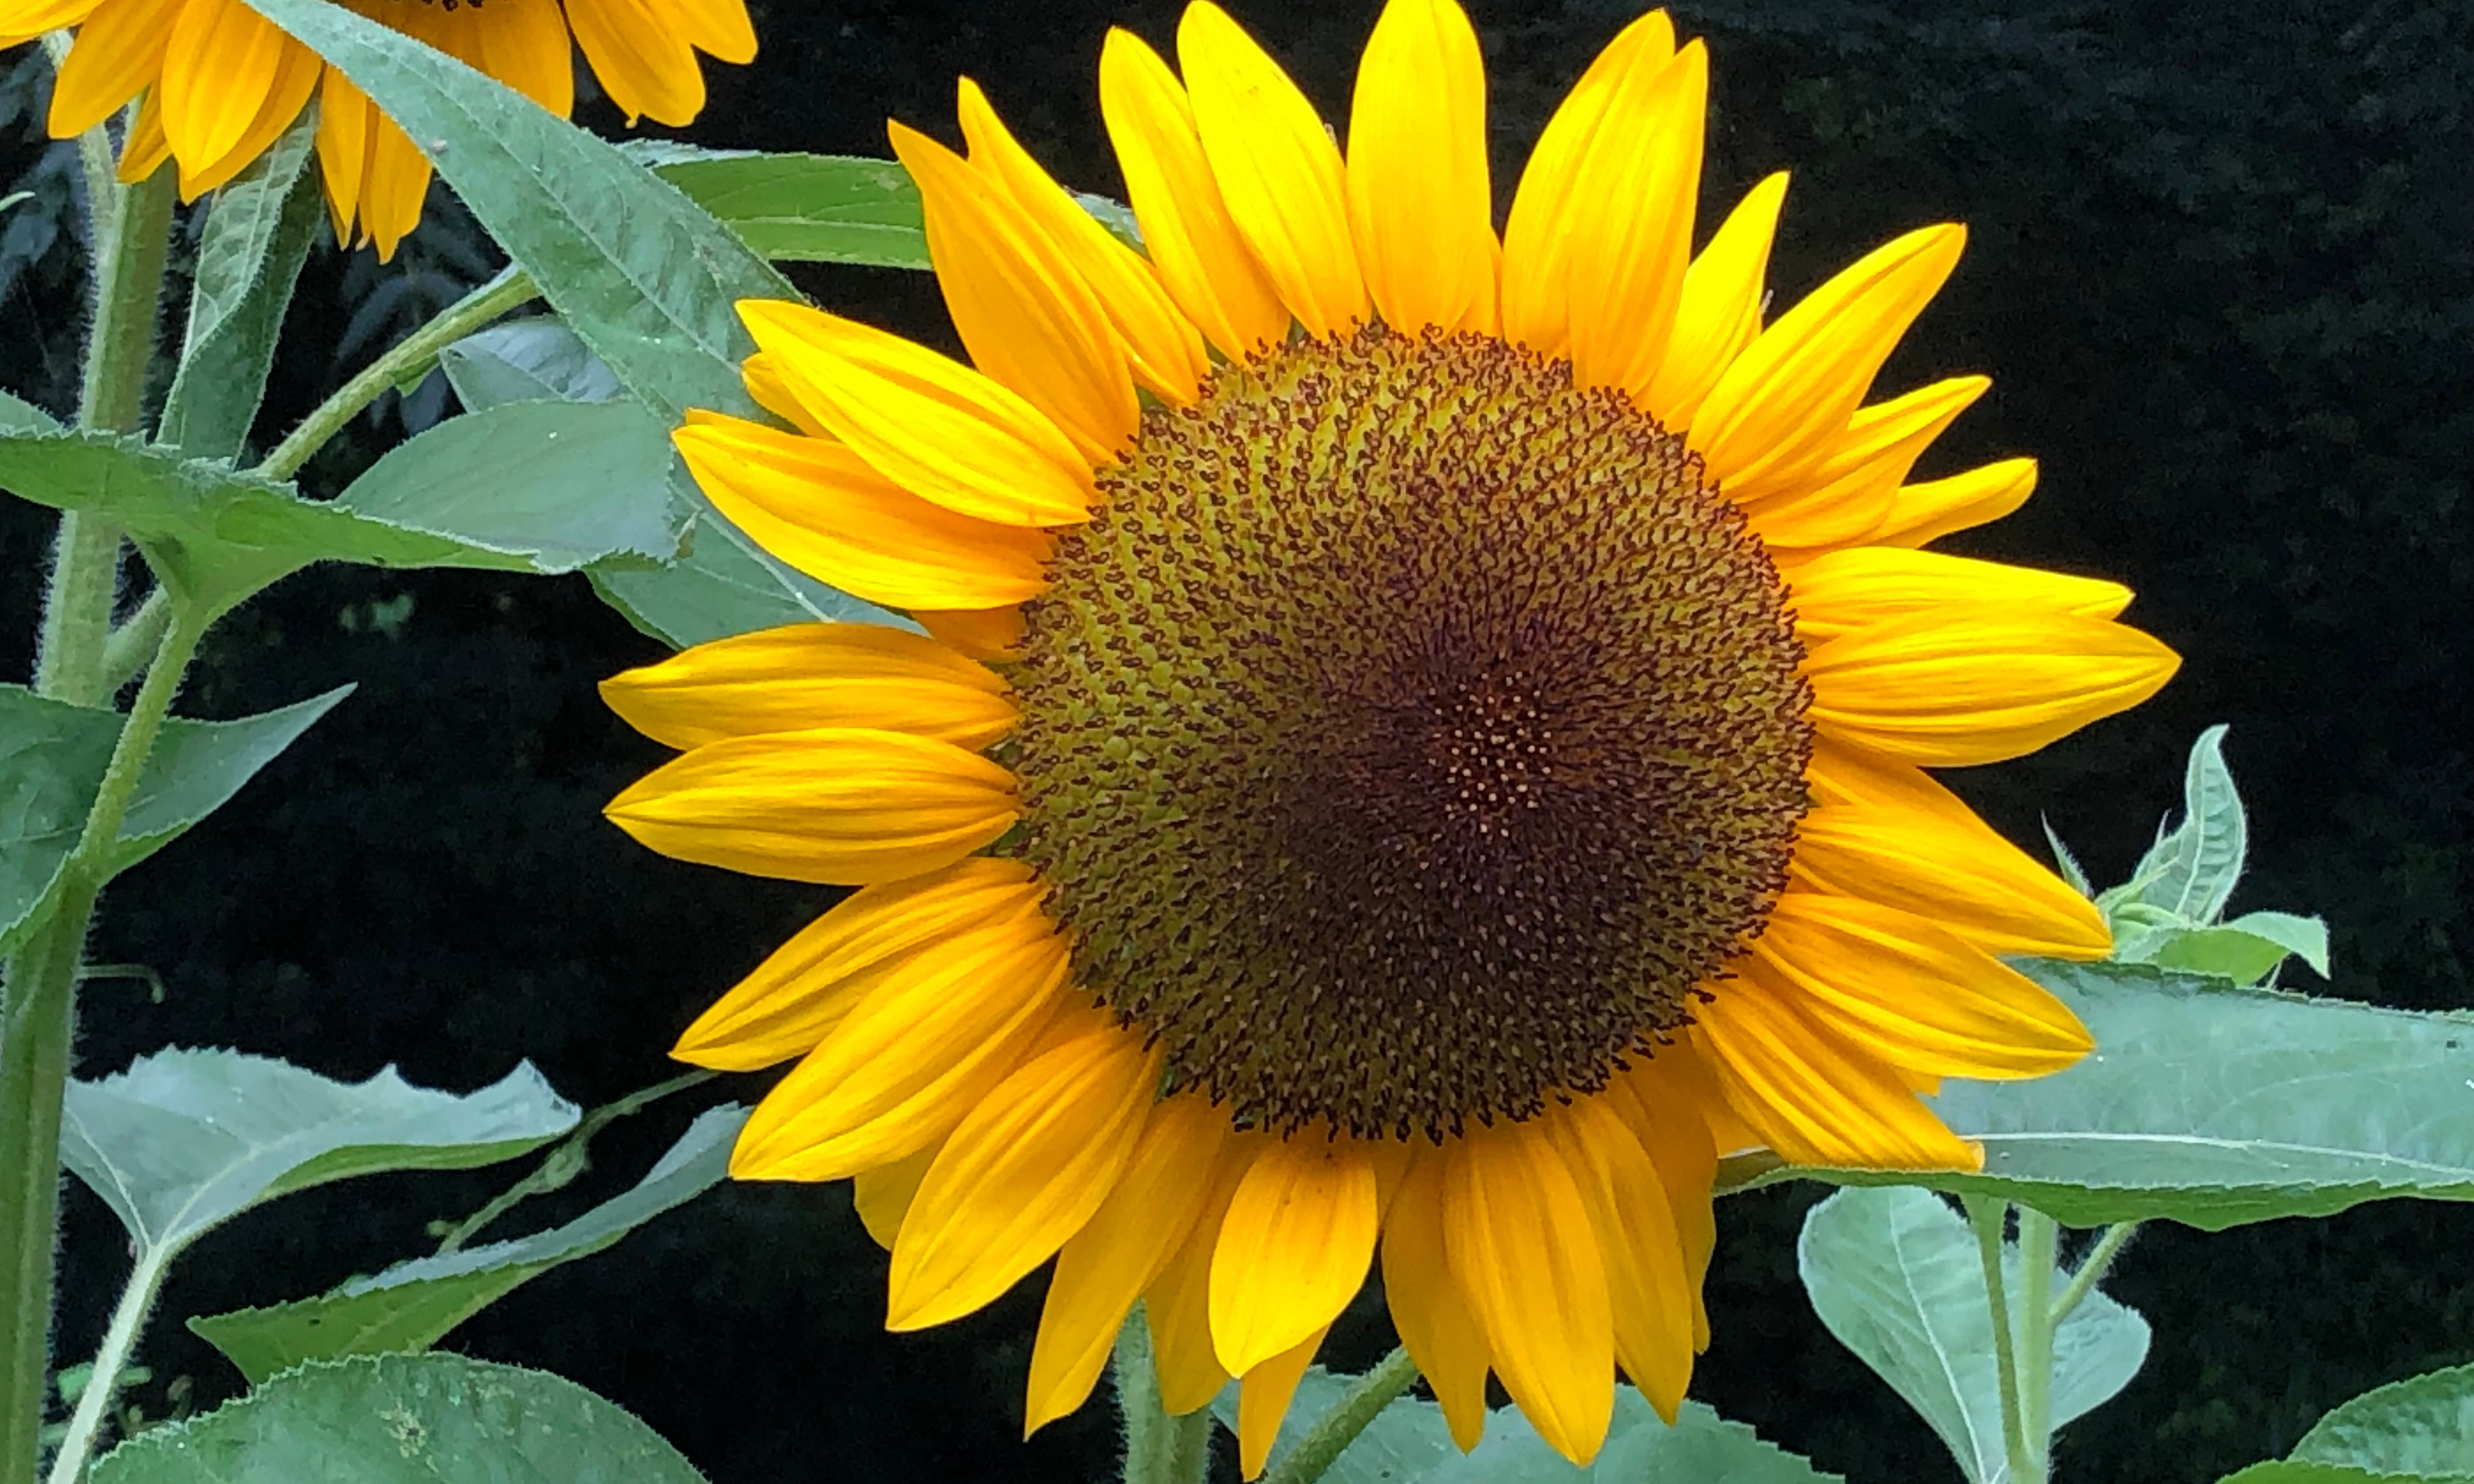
[1803,609,2181,765]
[312,65,374,245]
[601,621,1014,753]
[1177,1,1366,337]
[1540,1096,1694,1422]
[671,856,1045,1071]
[1236,1325,1331,1479]
[1692,225,1965,506]
[731,909,1069,1180]
[604,726,1017,884]
[565,0,705,126]
[172,32,318,198]
[888,1009,1162,1329]
[1872,457,2040,548]
[1750,892,2094,1077]
[1562,42,1708,402]
[1346,0,1495,336]
[1498,9,1674,359]
[158,0,288,170]
[1600,1056,1722,1350]
[852,1139,941,1250]
[471,0,575,115]
[1741,375,1987,550]
[47,0,176,134]
[1691,971,1980,1170]
[1098,27,1290,361]
[1378,1152,1490,1450]
[672,413,1056,613]
[356,113,433,261]
[1026,1095,1230,1435]
[1209,1136,1380,1377]
[0,0,105,46]
[958,78,1209,404]
[1641,171,1787,432]
[116,90,171,183]
[1443,1119,1615,1466]
[1789,798,2111,959]
[1145,1139,1262,1415]
[1788,546,2133,648]
[891,119,1141,466]
[739,300,1095,526]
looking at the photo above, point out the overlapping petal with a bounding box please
[1346,0,1495,336]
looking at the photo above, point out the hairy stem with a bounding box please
[1117,1307,1211,1484]
[254,266,539,483]
[2050,1221,2137,1328]
[1261,1347,1420,1484]
[433,1069,713,1255]
[40,1244,169,1484]
[1960,1194,2034,1484]
[2013,1207,2060,1483]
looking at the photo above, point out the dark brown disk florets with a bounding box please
[1007,325,1813,1141]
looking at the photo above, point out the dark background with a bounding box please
[2,0,2470,1480]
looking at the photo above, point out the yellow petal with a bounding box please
[1804,738,1981,824]
[1563,42,1708,402]
[1237,1325,1330,1480]
[672,413,1055,612]
[1789,798,2110,959]
[48,0,179,137]
[471,0,575,115]
[1443,1120,1614,1466]
[1540,1097,1694,1422]
[1208,1136,1379,1376]
[565,0,704,126]
[1641,171,1787,433]
[1751,892,2095,1077]
[604,726,1017,885]
[116,88,171,186]
[1145,1137,1263,1414]
[739,299,1095,526]
[730,909,1069,1180]
[1346,0,1495,336]
[1803,609,2181,766]
[0,0,105,45]
[158,0,288,177]
[916,605,1028,663]
[357,113,432,262]
[1177,1,1366,337]
[1027,1094,1230,1435]
[1098,28,1290,362]
[891,120,1139,467]
[1788,545,2133,648]
[671,856,1044,1071]
[1744,375,1987,550]
[742,353,826,435]
[958,78,1209,405]
[1691,971,1980,1170]
[888,1010,1161,1329]
[1498,9,1674,359]
[601,621,1014,753]
[312,65,372,247]
[1600,1057,1721,1350]
[1378,1152,1490,1451]
[171,31,318,198]
[1693,225,1965,504]
[1873,457,2040,548]
[852,1138,941,1250]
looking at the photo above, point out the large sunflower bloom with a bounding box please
[1,0,755,258]
[603,0,2178,1469]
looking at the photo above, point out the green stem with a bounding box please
[2013,1207,2059,1483]
[38,34,117,258]
[41,1244,169,1484]
[253,266,538,483]
[1117,1307,1211,1484]
[2050,1221,2137,1328]
[96,593,171,699]
[31,517,122,707]
[0,609,205,1484]
[1960,1195,2034,1484]
[433,1069,713,1255]
[1261,1347,1420,1484]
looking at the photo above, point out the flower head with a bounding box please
[603,0,2179,1469]
[2,0,756,258]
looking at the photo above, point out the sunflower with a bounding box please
[602,0,2178,1469]
[1,0,755,258]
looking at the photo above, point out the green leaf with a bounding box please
[590,506,907,649]
[2216,1466,2421,1484]
[1216,1373,1838,1483]
[0,683,349,955]
[238,0,790,426]
[1795,1186,2148,1484]
[2291,1364,2474,1478]
[441,320,624,410]
[634,147,929,268]
[2043,816,2093,898]
[60,1048,576,1260]
[2135,911,2333,984]
[1727,959,2474,1229]
[0,386,61,433]
[333,399,688,575]
[2119,723,2247,925]
[157,117,322,461]
[85,1353,707,1484]
[188,1105,742,1382]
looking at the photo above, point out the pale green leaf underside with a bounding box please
[85,1353,707,1484]
[189,1105,742,1382]
[60,1048,576,1257]
[2292,1363,2474,1478]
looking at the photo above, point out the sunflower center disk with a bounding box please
[1010,327,1815,1141]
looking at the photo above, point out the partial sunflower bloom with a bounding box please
[604,0,2178,1471]
[0,0,756,259]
